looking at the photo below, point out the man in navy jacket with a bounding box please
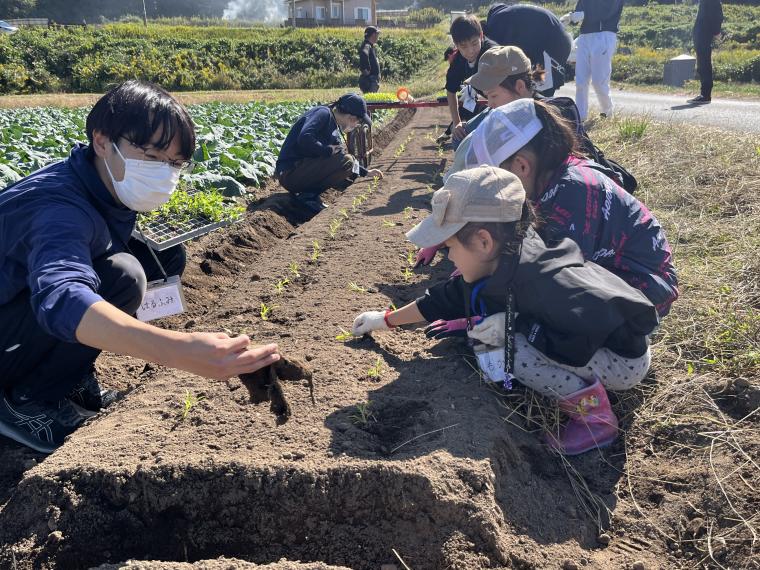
[276,93,382,214]
[0,81,279,453]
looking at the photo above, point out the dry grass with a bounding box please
[488,117,760,567]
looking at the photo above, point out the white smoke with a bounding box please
[223,0,287,23]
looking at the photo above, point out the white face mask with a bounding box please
[104,142,181,212]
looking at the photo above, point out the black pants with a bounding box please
[0,239,185,401]
[277,153,356,197]
[359,74,380,94]
[695,40,714,98]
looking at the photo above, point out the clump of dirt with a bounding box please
[239,354,314,423]
[94,558,352,569]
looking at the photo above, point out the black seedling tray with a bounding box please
[132,215,235,251]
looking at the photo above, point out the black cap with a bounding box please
[336,93,371,126]
[364,25,379,37]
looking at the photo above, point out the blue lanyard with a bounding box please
[470,278,489,318]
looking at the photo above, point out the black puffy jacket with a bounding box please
[416,228,658,367]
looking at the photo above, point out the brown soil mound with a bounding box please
[1,107,738,570]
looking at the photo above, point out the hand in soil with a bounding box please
[239,354,313,423]
[173,333,280,379]
[352,311,389,336]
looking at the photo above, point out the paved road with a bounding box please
[555,83,760,134]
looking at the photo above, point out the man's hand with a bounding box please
[352,311,389,336]
[367,168,383,179]
[329,144,344,156]
[452,121,467,142]
[174,333,280,380]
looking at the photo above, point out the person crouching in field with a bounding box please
[275,93,383,216]
[351,166,659,455]
[0,80,280,454]
[418,99,677,318]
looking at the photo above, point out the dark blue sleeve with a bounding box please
[296,108,334,159]
[26,205,105,342]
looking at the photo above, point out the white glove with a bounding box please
[352,311,389,336]
[559,12,572,24]
[569,11,584,23]
[467,312,506,346]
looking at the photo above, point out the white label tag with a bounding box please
[352,158,361,175]
[136,275,187,322]
[474,344,507,383]
[461,85,477,113]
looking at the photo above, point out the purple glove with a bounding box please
[414,245,442,268]
[424,316,483,340]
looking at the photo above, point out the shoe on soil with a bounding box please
[687,95,711,104]
[67,370,120,415]
[0,390,85,454]
[436,133,451,144]
[544,377,619,456]
[295,193,328,214]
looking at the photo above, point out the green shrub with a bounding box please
[0,25,442,95]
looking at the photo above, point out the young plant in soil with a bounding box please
[274,278,289,294]
[288,262,300,278]
[401,266,414,282]
[367,357,383,380]
[349,401,377,426]
[403,206,414,220]
[310,240,322,262]
[339,208,349,220]
[382,219,396,228]
[260,302,277,321]
[348,282,367,293]
[328,218,342,240]
[176,390,206,422]
[336,327,355,342]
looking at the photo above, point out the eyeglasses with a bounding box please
[124,139,194,171]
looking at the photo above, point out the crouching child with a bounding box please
[351,166,658,455]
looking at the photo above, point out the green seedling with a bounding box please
[349,401,376,426]
[389,302,397,311]
[405,249,416,267]
[401,267,414,281]
[372,176,380,191]
[382,219,396,228]
[274,278,289,294]
[328,218,342,239]
[177,390,206,422]
[437,145,445,158]
[289,262,300,278]
[367,357,383,379]
[311,240,322,262]
[339,208,349,220]
[348,281,367,293]
[352,197,361,212]
[260,302,277,321]
[336,327,355,342]
[403,206,413,220]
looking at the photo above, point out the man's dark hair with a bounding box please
[86,80,196,159]
[450,15,482,44]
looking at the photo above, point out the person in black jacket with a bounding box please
[351,166,658,455]
[358,26,381,94]
[275,93,383,214]
[485,3,573,96]
[689,0,723,103]
[561,0,624,119]
[445,15,498,142]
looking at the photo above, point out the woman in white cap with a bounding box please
[350,166,659,455]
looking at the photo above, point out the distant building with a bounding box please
[285,0,377,26]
